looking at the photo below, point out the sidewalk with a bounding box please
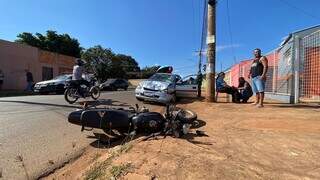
[45,100,320,180]
[0,90,35,98]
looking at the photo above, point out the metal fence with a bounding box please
[299,30,320,102]
[229,51,281,94]
[227,30,320,103]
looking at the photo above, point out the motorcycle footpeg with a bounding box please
[81,126,93,132]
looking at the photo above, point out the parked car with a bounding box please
[135,73,199,104]
[99,79,129,91]
[34,74,72,94]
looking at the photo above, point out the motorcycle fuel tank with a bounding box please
[131,112,165,133]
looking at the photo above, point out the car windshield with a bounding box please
[149,74,174,83]
[53,75,71,80]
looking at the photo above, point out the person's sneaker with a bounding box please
[251,102,258,106]
[256,104,264,108]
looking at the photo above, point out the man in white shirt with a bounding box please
[72,59,89,97]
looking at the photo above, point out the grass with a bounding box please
[91,153,102,163]
[110,163,132,178]
[84,143,133,180]
[84,156,113,180]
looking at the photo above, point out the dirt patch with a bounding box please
[44,101,320,180]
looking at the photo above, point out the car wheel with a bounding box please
[111,86,117,91]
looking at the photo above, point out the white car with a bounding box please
[135,73,199,104]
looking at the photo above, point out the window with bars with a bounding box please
[42,66,53,81]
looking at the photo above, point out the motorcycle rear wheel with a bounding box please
[64,88,79,104]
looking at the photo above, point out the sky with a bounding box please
[0,0,319,76]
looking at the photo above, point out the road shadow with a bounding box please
[140,100,167,106]
[0,98,131,109]
[78,99,131,108]
[87,132,145,149]
[180,130,215,148]
[0,100,80,109]
[178,97,205,105]
[271,104,320,109]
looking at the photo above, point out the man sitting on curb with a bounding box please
[216,72,240,103]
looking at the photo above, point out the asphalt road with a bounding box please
[0,90,161,180]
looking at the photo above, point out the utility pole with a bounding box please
[206,0,216,102]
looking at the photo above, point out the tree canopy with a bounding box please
[15,31,161,80]
[15,31,82,57]
[81,45,141,81]
[140,65,161,79]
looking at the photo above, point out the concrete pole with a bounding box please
[294,36,301,104]
[206,0,216,102]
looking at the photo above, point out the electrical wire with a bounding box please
[226,0,237,65]
[191,0,197,48]
[278,0,320,21]
[198,0,209,74]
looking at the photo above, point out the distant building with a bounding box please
[0,39,75,90]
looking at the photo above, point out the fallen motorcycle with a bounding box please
[68,103,197,139]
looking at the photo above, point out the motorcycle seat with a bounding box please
[81,109,130,129]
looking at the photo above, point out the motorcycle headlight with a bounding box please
[182,124,191,134]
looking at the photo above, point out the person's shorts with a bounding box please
[251,76,265,94]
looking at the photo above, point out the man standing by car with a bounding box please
[249,48,268,108]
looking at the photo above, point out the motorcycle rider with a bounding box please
[72,58,89,97]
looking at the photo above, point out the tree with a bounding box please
[16,32,40,47]
[81,45,115,81]
[114,54,140,72]
[82,45,142,80]
[141,65,161,79]
[15,30,82,57]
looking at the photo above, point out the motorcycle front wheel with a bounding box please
[90,86,101,100]
[176,108,197,123]
[64,88,79,104]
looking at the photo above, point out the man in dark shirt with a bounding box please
[25,69,34,92]
[248,48,268,108]
[238,77,253,103]
[0,69,4,90]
